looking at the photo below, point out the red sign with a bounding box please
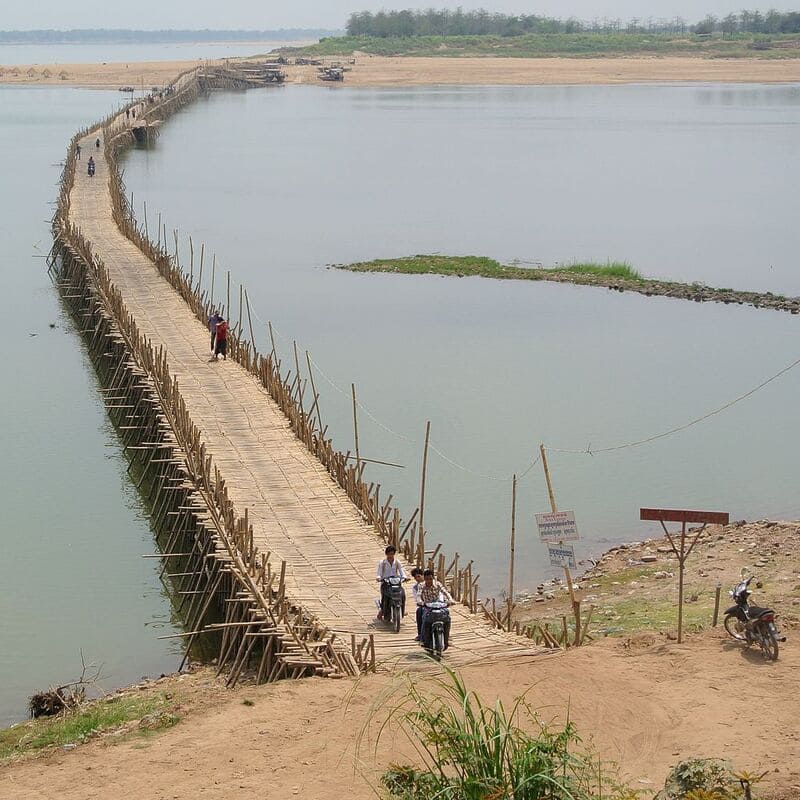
[640,508,729,525]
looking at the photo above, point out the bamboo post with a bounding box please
[268,321,278,364]
[189,236,194,287]
[351,384,361,474]
[198,243,205,294]
[157,212,162,249]
[418,420,431,567]
[305,350,323,432]
[712,583,721,627]
[210,254,216,307]
[507,473,517,632]
[244,288,256,349]
[143,200,149,239]
[226,270,231,321]
[237,283,243,337]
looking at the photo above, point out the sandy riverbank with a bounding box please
[1,54,799,89]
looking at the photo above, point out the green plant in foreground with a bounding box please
[0,694,178,761]
[361,668,636,800]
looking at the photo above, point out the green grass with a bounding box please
[0,694,178,762]
[284,32,800,59]
[562,261,642,280]
[366,669,637,800]
[341,255,644,283]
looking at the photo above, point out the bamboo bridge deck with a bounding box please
[65,91,546,674]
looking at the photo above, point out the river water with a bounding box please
[0,86,182,727]
[119,82,800,595]
[2,79,799,725]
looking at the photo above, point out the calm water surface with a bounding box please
[120,84,800,598]
[0,86,181,726]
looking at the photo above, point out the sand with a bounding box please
[2,629,798,799]
[1,54,799,89]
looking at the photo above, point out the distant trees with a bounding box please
[344,8,800,38]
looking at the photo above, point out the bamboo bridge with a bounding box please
[50,65,551,686]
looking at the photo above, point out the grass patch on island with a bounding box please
[562,260,643,280]
[0,694,178,762]
[341,254,644,282]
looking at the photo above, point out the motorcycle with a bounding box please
[723,574,785,661]
[381,576,405,633]
[423,600,451,658]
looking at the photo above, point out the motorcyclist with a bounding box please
[410,567,424,641]
[418,569,454,649]
[376,545,406,621]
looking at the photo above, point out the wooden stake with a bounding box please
[244,288,256,348]
[305,350,323,432]
[507,473,517,632]
[418,420,431,567]
[143,200,149,239]
[189,236,194,287]
[351,384,361,473]
[712,583,721,627]
[210,254,216,307]
[540,444,557,514]
[237,283,243,337]
[198,243,205,293]
[226,270,231,321]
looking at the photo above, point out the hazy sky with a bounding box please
[1,1,790,30]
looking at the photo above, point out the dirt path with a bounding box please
[2,54,799,89]
[2,629,797,799]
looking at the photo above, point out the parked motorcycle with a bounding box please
[723,574,785,661]
[382,576,405,633]
[423,600,451,658]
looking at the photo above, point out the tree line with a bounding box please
[345,8,800,37]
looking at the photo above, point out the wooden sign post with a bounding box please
[640,508,729,643]
[539,444,582,644]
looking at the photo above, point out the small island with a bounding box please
[338,255,800,314]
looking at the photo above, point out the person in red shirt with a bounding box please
[214,317,228,361]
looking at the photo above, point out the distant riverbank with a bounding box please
[1,53,799,89]
[339,255,800,314]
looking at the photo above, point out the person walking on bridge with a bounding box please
[213,316,228,361]
[75,143,81,160]
[376,545,406,621]
[208,310,221,353]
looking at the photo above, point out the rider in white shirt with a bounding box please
[376,545,406,620]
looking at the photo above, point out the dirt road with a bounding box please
[2,629,797,799]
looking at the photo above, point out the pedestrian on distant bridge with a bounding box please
[213,317,228,361]
[208,310,221,353]
[75,143,81,160]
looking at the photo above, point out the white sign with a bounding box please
[535,510,580,542]
[547,542,577,569]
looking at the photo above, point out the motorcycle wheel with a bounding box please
[433,628,444,658]
[392,607,401,633]
[723,614,747,642]
[760,631,779,661]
